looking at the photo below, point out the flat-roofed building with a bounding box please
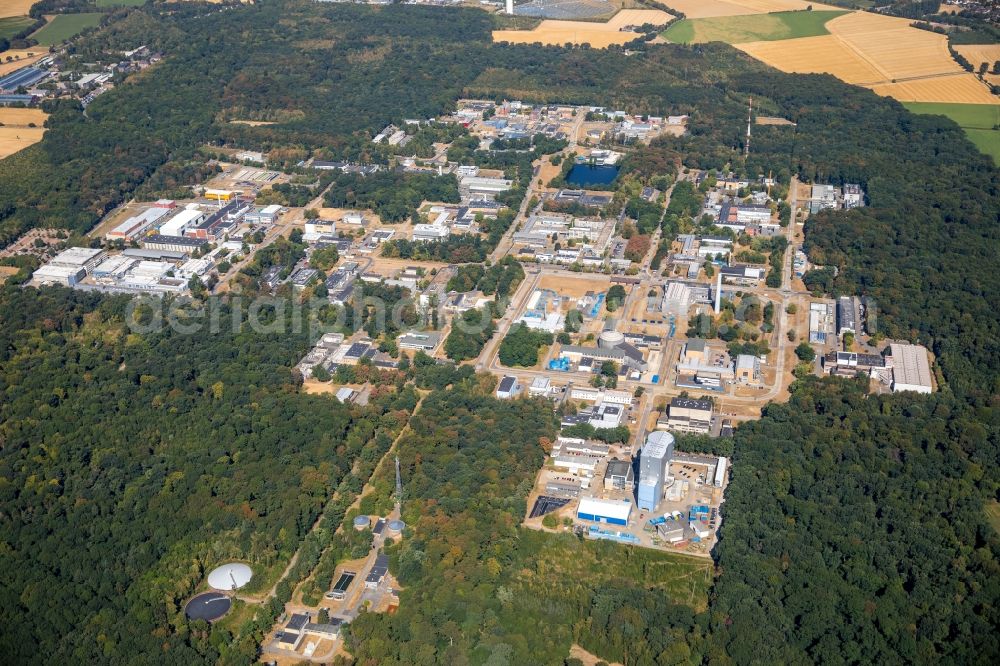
[244,204,282,225]
[32,264,86,286]
[683,339,708,364]
[545,480,581,498]
[412,224,450,241]
[398,330,442,352]
[589,403,624,429]
[529,376,551,396]
[141,234,208,253]
[553,453,598,475]
[49,247,106,273]
[837,296,856,336]
[107,207,171,240]
[577,498,631,526]
[661,282,691,315]
[159,209,204,237]
[551,437,610,458]
[842,183,864,209]
[735,354,761,385]
[604,458,635,491]
[663,397,712,434]
[92,255,137,280]
[720,265,764,285]
[460,175,513,195]
[496,375,521,399]
[822,350,885,377]
[886,343,933,394]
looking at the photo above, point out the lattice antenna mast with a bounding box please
[395,455,403,511]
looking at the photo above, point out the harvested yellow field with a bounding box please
[493,9,672,48]
[737,34,883,84]
[0,127,46,159]
[954,44,1000,72]
[826,12,954,82]
[0,108,48,158]
[656,0,839,19]
[0,1,35,19]
[736,11,998,104]
[0,108,47,126]
[869,73,998,104]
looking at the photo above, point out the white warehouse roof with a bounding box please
[160,209,203,236]
[578,498,631,522]
[50,247,104,267]
[889,343,932,393]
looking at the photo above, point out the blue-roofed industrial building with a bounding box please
[0,94,37,106]
[0,67,49,92]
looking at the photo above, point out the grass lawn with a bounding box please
[903,102,1000,164]
[518,530,714,612]
[0,16,35,41]
[662,10,846,45]
[30,13,103,46]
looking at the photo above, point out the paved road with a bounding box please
[488,110,587,264]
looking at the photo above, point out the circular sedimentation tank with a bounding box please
[353,515,371,531]
[387,519,405,534]
[184,592,232,622]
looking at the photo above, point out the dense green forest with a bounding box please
[0,286,416,663]
[0,1,999,664]
[708,376,1000,663]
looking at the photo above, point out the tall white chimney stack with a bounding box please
[506,0,514,15]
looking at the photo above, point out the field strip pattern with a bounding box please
[735,11,999,104]
[954,44,1000,71]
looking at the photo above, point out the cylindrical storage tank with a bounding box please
[353,515,370,531]
[207,563,253,591]
[598,330,625,349]
[387,519,405,535]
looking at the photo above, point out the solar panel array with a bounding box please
[529,495,571,518]
[515,0,615,20]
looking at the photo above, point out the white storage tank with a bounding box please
[598,330,625,349]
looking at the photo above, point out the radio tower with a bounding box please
[394,455,403,512]
[745,96,753,157]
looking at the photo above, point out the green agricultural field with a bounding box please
[29,13,103,46]
[0,16,35,41]
[903,102,1000,164]
[662,10,846,45]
